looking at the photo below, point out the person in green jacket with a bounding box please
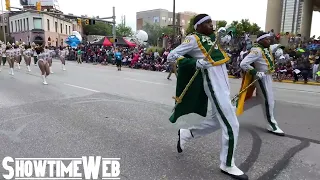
[77,48,82,64]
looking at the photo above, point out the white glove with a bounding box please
[196,59,210,69]
[256,72,266,79]
[218,27,227,33]
[221,35,232,44]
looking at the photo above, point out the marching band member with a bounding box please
[33,43,39,66]
[0,41,3,72]
[2,43,6,66]
[168,14,248,180]
[44,46,55,74]
[6,43,15,75]
[13,44,21,70]
[59,46,68,71]
[23,45,32,72]
[237,32,285,136]
[36,46,50,85]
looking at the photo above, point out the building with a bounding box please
[176,11,197,35]
[136,9,196,36]
[280,0,303,34]
[266,0,320,38]
[20,0,60,11]
[9,11,82,46]
[0,13,9,36]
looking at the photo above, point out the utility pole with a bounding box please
[172,0,176,36]
[112,6,116,47]
[1,0,7,44]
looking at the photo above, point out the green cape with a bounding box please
[169,55,208,123]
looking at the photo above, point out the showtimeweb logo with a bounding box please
[2,156,120,180]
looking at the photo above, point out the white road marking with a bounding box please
[64,83,100,92]
[123,78,170,86]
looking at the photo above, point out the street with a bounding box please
[0,60,320,180]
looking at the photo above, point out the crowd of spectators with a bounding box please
[65,37,320,83]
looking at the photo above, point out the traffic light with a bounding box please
[85,19,89,25]
[77,18,82,25]
[5,0,10,11]
[36,2,41,12]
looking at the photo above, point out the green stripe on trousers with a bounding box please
[204,69,234,167]
[258,79,277,130]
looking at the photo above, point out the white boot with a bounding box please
[10,68,14,75]
[267,125,285,136]
[42,75,48,85]
[17,63,21,69]
[62,64,66,71]
[177,129,193,153]
[50,67,54,74]
[220,164,248,180]
[27,66,31,72]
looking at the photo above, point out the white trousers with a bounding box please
[243,74,279,130]
[189,65,239,167]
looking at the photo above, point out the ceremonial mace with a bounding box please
[230,78,259,105]
[230,68,274,105]
[172,30,225,112]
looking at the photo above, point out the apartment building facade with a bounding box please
[9,11,82,46]
[136,9,196,36]
[281,0,303,33]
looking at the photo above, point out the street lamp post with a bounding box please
[172,0,176,36]
[1,0,7,44]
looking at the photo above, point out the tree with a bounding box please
[186,16,196,35]
[216,20,227,29]
[83,22,113,36]
[142,23,174,45]
[116,24,133,37]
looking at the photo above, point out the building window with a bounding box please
[26,18,29,30]
[69,26,71,35]
[23,19,26,31]
[181,20,185,25]
[11,21,13,32]
[33,18,42,29]
[153,17,159,23]
[61,39,63,46]
[65,25,67,34]
[5,26,7,33]
[18,20,20,31]
[15,20,17,32]
[162,17,166,20]
[55,22,57,32]
[20,20,22,31]
[47,19,50,31]
[60,23,62,33]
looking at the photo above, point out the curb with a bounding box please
[228,76,320,86]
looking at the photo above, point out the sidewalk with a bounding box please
[228,75,320,86]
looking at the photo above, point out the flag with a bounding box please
[226,27,236,37]
[236,72,256,116]
[169,56,208,123]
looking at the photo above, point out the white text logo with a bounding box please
[2,156,120,180]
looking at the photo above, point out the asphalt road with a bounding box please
[0,60,320,180]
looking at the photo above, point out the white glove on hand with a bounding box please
[196,59,210,69]
[221,35,232,44]
[256,72,266,79]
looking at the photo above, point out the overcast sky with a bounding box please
[4,0,320,36]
